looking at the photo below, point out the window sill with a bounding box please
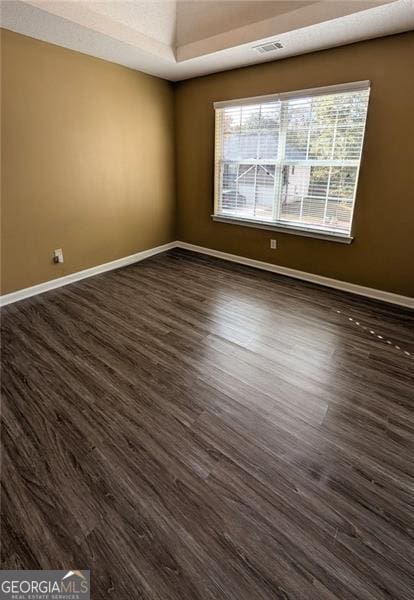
[211,215,354,244]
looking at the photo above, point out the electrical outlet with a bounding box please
[53,248,64,264]
[270,239,277,250]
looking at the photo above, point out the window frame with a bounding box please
[213,81,371,243]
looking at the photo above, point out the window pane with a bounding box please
[258,103,280,159]
[222,102,280,161]
[279,165,358,232]
[333,125,365,160]
[219,162,255,218]
[219,162,276,221]
[237,164,256,216]
[329,166,358,202]
[223,133,259,160]
[217,101,281,221]
[308,126,334,159]
[223,107,241,133]
[285,92,369,162]
[254,164,275,220]
[241,104,261,129]
[285,98,312,160]
[258,131,279,159]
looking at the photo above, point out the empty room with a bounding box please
[1,1,414,598]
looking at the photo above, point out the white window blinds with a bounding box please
[214,82,370,238]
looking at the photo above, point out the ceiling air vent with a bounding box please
[253,41,283,54]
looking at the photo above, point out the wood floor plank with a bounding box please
[1,248,414,599]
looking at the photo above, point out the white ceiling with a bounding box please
[1,0,413,81]
[90,1,176,46]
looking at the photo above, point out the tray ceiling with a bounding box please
[1,0,413,80]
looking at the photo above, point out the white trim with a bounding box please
[279,80,370,101]
[175,242,414,309]
[2,240,412,310]
[214,93,279,109]
[0,242,176,307]
[213,80,370,109]
[211,215,353,243]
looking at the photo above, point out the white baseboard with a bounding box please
[0,241,176,307]
[1,240,412,309]
[175,241,414,309]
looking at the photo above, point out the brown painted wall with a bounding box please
[175,33,414,297]
[2,30,414,297]
[1,29,175,294]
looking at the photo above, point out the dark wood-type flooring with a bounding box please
[1,248,414,599]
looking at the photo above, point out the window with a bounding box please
[213,81,370,241]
